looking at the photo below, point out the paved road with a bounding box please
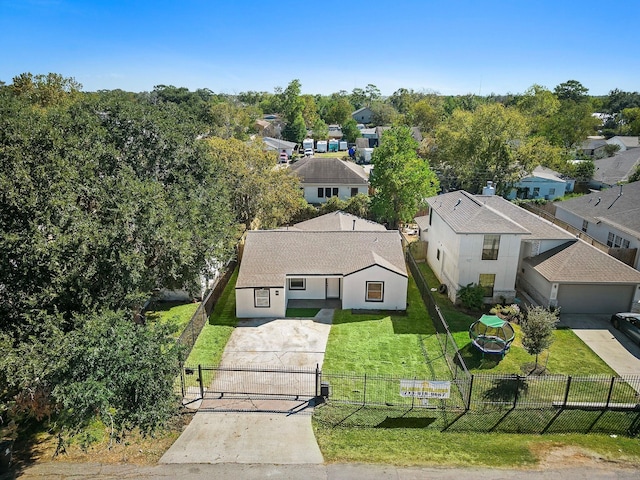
[9,461,640,479]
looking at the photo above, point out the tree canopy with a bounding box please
[369,126,439,228]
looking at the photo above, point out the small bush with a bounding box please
[457,283,485,311]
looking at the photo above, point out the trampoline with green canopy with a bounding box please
[469,314,515,357]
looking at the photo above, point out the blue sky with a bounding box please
[2,0,639,96]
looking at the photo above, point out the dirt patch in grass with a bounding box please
[11,411,194,469]
[531,443,632,470]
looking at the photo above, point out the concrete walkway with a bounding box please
[160,310,333,465]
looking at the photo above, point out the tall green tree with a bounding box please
[206,137,304,230]
[434,103,561,195]
[341,118,362,143]
[369,126,439,228]
[311,118,328,141]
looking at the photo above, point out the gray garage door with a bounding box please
[557,284,635,314]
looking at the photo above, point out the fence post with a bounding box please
[363,373,367,406]
[315,363,320,397]
[563,376,572,408]
[605,376,616,409]
[198,364,204,399]
[513,375,521,409]
[466,375,474,411]
[180,365,186,398]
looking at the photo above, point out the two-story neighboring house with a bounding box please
[553,181,640,271]
[417,189,640,314]
[289,157,369,204]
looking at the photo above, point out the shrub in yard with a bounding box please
[457,283,485,311]
[521,306,559,374]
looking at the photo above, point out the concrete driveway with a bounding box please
[160,310,333,465]
[560,314,640,378]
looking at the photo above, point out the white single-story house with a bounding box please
[289,157,369,204]
[506,166,574,201]
[263,137,298,158]
[553,181,640,271]
[416,189,640,314]
[236,214,407,318]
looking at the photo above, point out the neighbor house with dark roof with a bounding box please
[289,157,369,204]
[553,181,640,271]
[590,149,640,189]
[235,213,407,318]
[416,189,640,314]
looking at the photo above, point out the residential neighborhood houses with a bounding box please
[235,212,407,318]
[417,187,640,314]
[289,156,369,203]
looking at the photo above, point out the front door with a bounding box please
[326,278,340,299]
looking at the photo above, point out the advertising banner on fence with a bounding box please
[400,379,451,399]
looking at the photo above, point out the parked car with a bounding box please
[278,152,289,163]
[304,148,313,157]
[610,312,640,345]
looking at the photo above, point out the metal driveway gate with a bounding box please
[181,364,321,400]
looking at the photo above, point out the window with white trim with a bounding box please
[607,232,614,247]
[479,274,496,298]
[366,281,384,302]
[288,278,306,290]
[482,234,500,260]
[254,288,270,307]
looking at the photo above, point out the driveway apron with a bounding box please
[560,314,640,393]
[160,310,333,465]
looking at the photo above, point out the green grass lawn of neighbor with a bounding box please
[415,261,616,376]
[312,417,640,468]
[145,301,200,339]
[323,272,450,380]
[185,268,238,366]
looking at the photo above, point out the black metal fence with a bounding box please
[177,363,640,435]
[179,364,321,401]
[406,250,469,382]
[177,260,236,362]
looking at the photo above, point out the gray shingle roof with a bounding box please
[289,157,369,184]
[592,149,640,185]
[263,136,298,150]
[236,231,407,288]
[524,240,640,283]
[480,196,575,241]
[290,211,386,232]
[426,191,530,235]
[554,181,640,237]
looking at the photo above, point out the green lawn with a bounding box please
[415,261,616,376]
[323,272,450,379]
[185,268,238,366]
[313,418,640,467]
[145,301,200,339]
[286,308,321,317]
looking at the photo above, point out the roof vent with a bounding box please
[482,181,495,196]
